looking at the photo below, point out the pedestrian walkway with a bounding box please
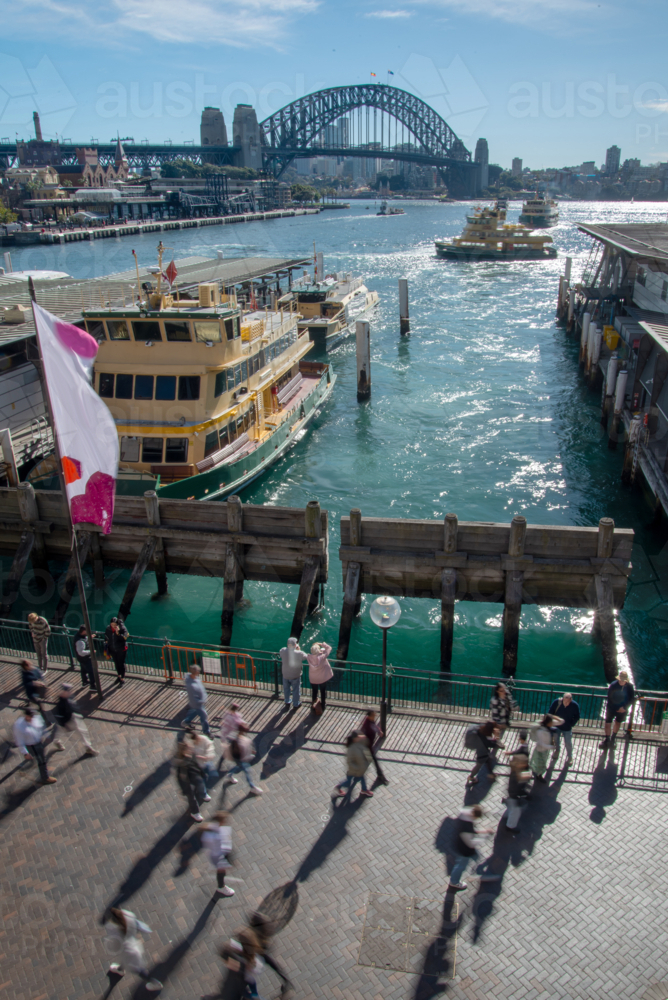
[1,658,666,1000]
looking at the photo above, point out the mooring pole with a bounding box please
[608,369,628,450]
[356,320,371,401]
[398,278,410,335]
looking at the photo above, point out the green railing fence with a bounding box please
[2,618,667,734]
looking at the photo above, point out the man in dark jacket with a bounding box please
[466,721,499,785]
[360,708,388,785]
[548,692,580,764]
[20,658,46,708]
[448,805,493,892]
[74,626,95,690]
[52,683,98,755]
[600,671,635,748]
[107,621,127,684]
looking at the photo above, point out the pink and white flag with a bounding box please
[33,303,119,534]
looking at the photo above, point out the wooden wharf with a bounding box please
[337,509,633,680]
[0,485,328,645]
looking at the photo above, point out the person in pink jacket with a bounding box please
[307,642,334,714]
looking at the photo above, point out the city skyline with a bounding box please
[0,0,666,168]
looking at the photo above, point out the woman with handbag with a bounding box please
[529,714,563,783]
[307,641,333,715]
[107,621,128,685]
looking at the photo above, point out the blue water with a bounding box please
[10,200,668,689]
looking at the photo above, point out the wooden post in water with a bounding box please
[588,328,603,387]
[608,369,628,450]
[145,490,167,594]
[221,495,244,646]
[564,256,572,284]
[337,507,362,660]
[622,413,642,484]
[54,531,93,624]
[593,517,617,681]
[601,353,618,427]
[17,482,48,574]
[290,501,322,639]
[398,278,410,335]
[118,536,158,621]
[356,321,371,401]
[0,529,35,617]
[440,512,458,671]
[567,288,575,332]
[502,515,526,677]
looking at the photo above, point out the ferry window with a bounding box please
[637,267,646,287]
[156,375,176,400]
[178,375,200,400]
[194,321,222,343]
[166,438,188,462]
[120,436,140,462]
[164,321,191,342]
[214,371,227,397]
[134,321,162,342]
[258,349,265,368]
[229,419,237,443]
[204,429,219,456]
[248,405,256,426]
[142,437,163,463]
[99,373,114,398]
[224,317,239,341]
[237,415,245,435]
[662,281,668,302]
[219,425,229,449]
[241,361,248,382]
[108,320,131,341]
[86,320,106,342]
[115,374,133,398]
[234,365,242,387]
[134,375,154,399]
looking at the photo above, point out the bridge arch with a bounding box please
[259,83,472,188]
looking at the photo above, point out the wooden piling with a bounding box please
[145,490,167,594]
[588,328,603,387]
[601,354,618,427]
[567,288,575,331]
[594,573,617,682]
[53,531,93,624]
[227,495,244,602]
[502,515,527,676]
[291,500,322,638]
[337,506,362,660]
[440,569,456,671]
[221,541,238,647]
[579,311,591,366]
[398,278,410,335]
[350,507,363,614]
[597,517,615,559]
[622,413,642,484]
[356,321,371,401]
[118,536,158,621]
[608,369,628,450]
[17,482,48,574]
[0,530,35,617]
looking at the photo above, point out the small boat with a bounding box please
[519,193,559,228]
[434,201,557,261]
[292,266,379,353]
[377,200,404,216]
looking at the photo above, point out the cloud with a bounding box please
[364,9,413,16]
[0,0,319,49]
[421,0,607,28]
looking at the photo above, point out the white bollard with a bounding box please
[356,320,371,401]
[564,257,572,282]
[605,354,619,397]
[614,370,628,413]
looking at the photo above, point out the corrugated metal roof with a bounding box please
[640,322,668,352]
[579,223,668,263]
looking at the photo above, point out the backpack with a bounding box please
[230,738,242,762]
[464,725,482,751]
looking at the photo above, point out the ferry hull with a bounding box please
[435,243,557,261]
[518,213,558,228]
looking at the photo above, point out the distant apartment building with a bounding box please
[511,157,522,177]
[605,145,621,175]
[580,161,596,175]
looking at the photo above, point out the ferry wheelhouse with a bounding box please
[292,270,379,352]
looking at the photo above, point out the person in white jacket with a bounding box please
[103,907,162,990]
[202,811,234,897]
[279,637,309,710]
[529,713,563,782]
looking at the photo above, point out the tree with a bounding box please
[290,183,319,203]
[0,203,17,224]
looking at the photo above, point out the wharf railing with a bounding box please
[2,617,667,736]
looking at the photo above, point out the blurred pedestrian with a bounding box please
[202,811,234,897]
[447,805,493,892]
[220,927,263,999]
[107,621,128,685]
[74,625,96,690]
[548,692,580,765]
[529,713,563,782]
[183,664,211,735]
[279,636,308,710]
[504,735,531,834]
[13,707,56,784]
[360,708,388,785]
[220,702,246,744]
[103,907,162,991]
[490,682,516,735]
[600,671,636,747]
[464,720,499,785]
[307,641,333,715]
[224,724,263,795]
[333,730,373,799]
[20,658,47,709]
[248,911,292,994]
[27,613,50,673]
[52,683,98,755]
[173,738,210,821]
[187,728,216,783]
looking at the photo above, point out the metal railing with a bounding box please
[2,617,667,735]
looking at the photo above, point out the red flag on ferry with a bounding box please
[165,260,178,285]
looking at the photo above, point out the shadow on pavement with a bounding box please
[104,814,192,916]
[411,895,461,1000]
[121,759,172,817]
[132,898,217,999]
[589,743,618,823]
[258,713,318,781]
[294,795,365,884]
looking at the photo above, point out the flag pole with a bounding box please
[28,277,104,700]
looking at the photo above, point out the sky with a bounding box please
[0,0,667,169]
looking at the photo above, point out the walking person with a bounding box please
[187,728,216,784]
[52,683,98,755]
[490,682,517,735]
[333,731,374,799]
[27,613,50,674]
[183,664,211,736]
[74,625,96,690]
[20,658,48,710]
[600,670,636,747]
[220,927,264,1000]
[173,738,210,821]
[307,641,333,715]
[504,736,531,835]
[464,720,500,785]
[219,703,246,777]
[248,911,293,995]
[13,708,57,784]
[548,692,581,764]
[447,805,493,892]
[279,636,308,710]
[103,907,162,991]
[224,724,263,795]
[360,707,388,785]
[202,811,234,897]
[529,713,563,782]
[107,621,128,685]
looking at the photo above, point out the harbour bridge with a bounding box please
[0,84,477,193]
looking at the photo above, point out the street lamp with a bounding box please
[370,595,401,732]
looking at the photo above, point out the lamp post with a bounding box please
[370,595,401,733]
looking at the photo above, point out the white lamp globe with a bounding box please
[370,595,401,629]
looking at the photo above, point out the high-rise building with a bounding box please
[200,107,227,147]
[232,105,262,170]
[324,118,349,148]
[511,157,522,177]
[605,145,621,175]
[475,138,489,190]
